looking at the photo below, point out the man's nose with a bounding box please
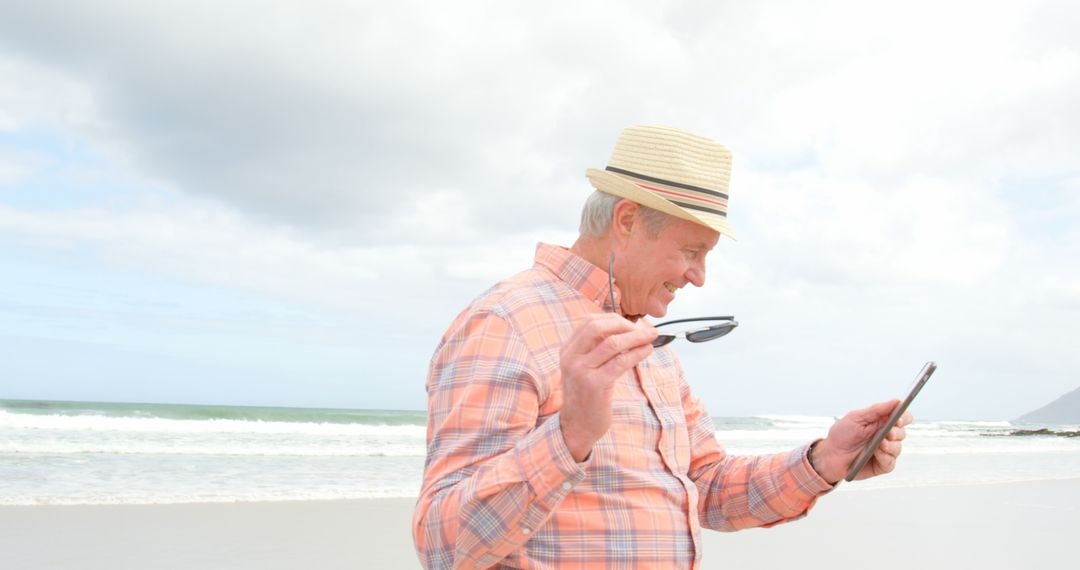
[686,263,705,287]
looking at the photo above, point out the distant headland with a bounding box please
[1016,386,1080,426]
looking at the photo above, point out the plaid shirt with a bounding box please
[413,243,833,569]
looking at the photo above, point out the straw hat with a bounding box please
[586,125,737,239]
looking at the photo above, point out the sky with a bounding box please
[0,0,1077,420]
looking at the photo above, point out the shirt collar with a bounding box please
[533,243,618,311]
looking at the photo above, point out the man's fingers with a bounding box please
[885,425,907,442]
[568,314,655,354]
[842,402,914,481]
[872,447,898,474]
[595,342,654,378]
[861,399,900,422]
[566,314,635,352]
[576,325,657,369]
[877,439,902,457]
[559,313,657,398]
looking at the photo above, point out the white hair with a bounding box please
[578,190,670,238]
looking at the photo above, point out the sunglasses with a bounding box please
[651,316,738,347]
[607,253,738,348]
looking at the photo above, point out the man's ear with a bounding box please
[612,199,640,242]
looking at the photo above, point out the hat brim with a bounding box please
[585,168,738,240]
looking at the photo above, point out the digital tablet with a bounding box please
[845,361,937,482]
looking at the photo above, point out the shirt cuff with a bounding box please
[514,411,589,510]
[791,441,836,497]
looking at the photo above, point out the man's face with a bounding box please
[616,214,720,319]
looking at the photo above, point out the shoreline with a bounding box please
[2,479,1077,569]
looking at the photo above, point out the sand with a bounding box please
[2,479,1077,569]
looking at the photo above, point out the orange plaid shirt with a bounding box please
[413,243,833,569]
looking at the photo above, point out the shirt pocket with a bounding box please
[598,372,661,462]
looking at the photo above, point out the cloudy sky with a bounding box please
[1,0,1077,420]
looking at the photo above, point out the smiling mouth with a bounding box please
[664,282,677,294]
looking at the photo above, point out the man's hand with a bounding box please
[559,313,657,462]
[808,400,913,484]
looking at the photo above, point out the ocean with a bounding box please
[2,399,1078,505]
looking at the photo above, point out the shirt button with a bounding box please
[561,482,572,491]
[594,300,601,306]
[521,527,531,535]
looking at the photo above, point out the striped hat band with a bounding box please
[605,166,729,218]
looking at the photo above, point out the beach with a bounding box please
[3,401,1079,568]
[3,479,1077,569]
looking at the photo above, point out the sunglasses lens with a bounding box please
[652,335,675,348]
[687,324,736,343]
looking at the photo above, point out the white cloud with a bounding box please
[0,151,40,186]
[744,4,1080,180]
[732,168,1016,289]
[0,54,99,133]
[0,202,401,310]
[0,198,569,324]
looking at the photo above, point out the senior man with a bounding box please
[413,125,911,569]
